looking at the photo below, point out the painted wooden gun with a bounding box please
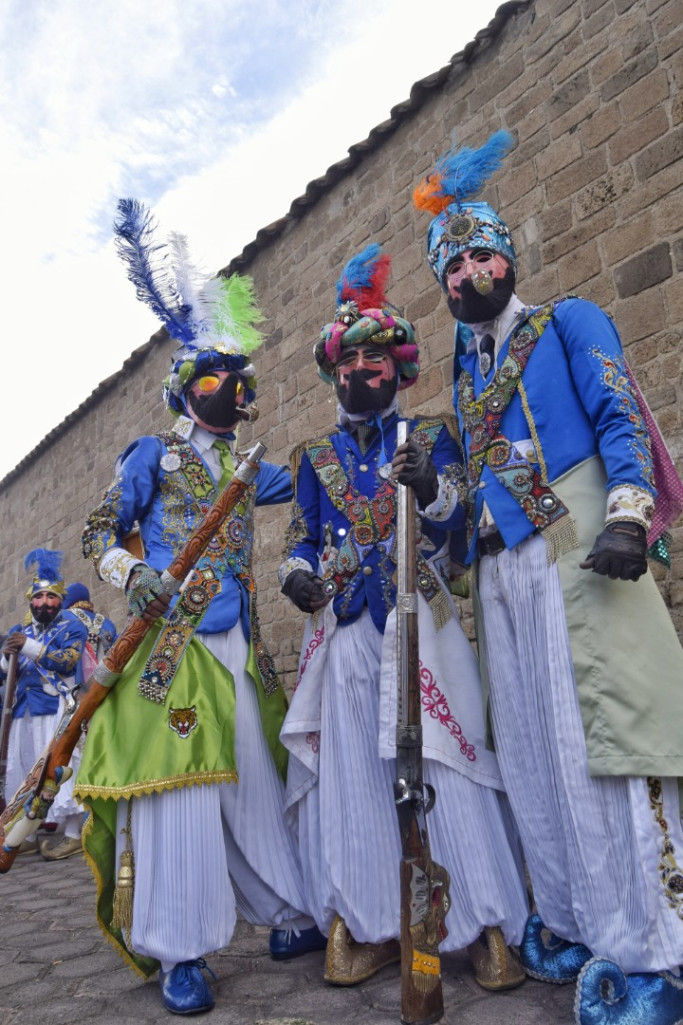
[393,421,450,1025]
[0,652,19,816]
[0,441,266,872]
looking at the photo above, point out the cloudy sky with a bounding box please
[1,0,501,479]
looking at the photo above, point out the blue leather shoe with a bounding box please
[576,957,683,1025]
[520,913,592,984]
[269,924,327,961]
[158,958,216,1014]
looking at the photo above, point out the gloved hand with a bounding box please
[126,564,171,621]
[282,569,328,613]
[391,439,439,508]
[579,521,647,581]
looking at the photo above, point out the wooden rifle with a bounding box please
[0,441,266,872]
[393,421,450,1025]
[0,652,19,816]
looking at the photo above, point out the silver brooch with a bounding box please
[160,453,182,472]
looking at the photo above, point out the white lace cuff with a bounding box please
[605,485,654,529]
[99,548,144,590]
[278,557,315,589]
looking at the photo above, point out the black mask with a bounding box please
[446,266,516,324]
[335,368,399,415]
[186,374,241,432]
[31,602,61,626]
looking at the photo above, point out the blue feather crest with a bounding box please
[24,548,63,585]
[114,199,196,346]
[434,130,514,205]
[335,243,382,304]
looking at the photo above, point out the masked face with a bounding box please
[334,346,398,415]
[185,370,245,433]
[445,249,515,324]
[30,590,62,626]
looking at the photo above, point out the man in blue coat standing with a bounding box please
[410,131,683,1025]
[1,549,87,854]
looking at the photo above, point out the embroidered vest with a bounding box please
[457,301,579,563]
[306,418,453,630]
[137,433,279,703]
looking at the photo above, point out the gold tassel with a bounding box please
[112,849,134,931]
[428,589,453,632]
[544,515,580,565]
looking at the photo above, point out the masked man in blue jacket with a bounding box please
[1,549,87,854]
[410,131,683,1025]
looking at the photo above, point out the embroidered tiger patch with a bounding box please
[168,705,198,738]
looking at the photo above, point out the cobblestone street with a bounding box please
[0,850,577,1024]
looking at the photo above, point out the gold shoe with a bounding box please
[324,915,401,986]
[16,837,40,855]
[39,834,83,861]
[467,926,525,991]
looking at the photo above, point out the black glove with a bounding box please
[579,521,647,581]
[126,564,166,617]
[282,569,327,613]
[391,439,439,508]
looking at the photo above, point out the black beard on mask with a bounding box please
[186,374,241,431]
[31,603,61,626]
[446,266,516,324]
[335,369,398,415]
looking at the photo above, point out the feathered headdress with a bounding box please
[114,199,265,411]
[314,244,420,390]
[24,548,66,599]
[413,130,517,290]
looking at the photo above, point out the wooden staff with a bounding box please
[0,652,19,816]
[0,441,266,871]
[393,421,450,1025]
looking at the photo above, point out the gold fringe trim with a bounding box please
[543,515,580,565]
[289,429,340,492]
[75,768,239,803]
[518,380,549,485]
[80,811,152,979]
[427,588,453,632]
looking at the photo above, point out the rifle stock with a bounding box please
[0,441,266,872]
[393,421,450,1025]
[0,652,19,816]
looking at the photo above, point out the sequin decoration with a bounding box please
[648,776,683,920]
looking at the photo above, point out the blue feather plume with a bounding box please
[335,243,390,307]
[114,199,195,345]
[434,130,515,205]
[24,548,63,585]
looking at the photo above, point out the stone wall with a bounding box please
[1,0,681,691]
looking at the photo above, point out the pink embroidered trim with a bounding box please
[295,626,325,690]
[420,660,476,761]
[306,731,320,755]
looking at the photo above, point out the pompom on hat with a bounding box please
[113,199,265,414]
[314,244,420,390]
[24,548,66,600]
[413,130,517,291]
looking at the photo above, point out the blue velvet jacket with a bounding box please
[455,297,655,562]
[82,427,291,637]
[1,613,87,718]
[281,412,465,632]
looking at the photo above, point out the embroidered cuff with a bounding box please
[278,557,315,588]
[605,485,655,529]
[99,548,145,590]
[22,637,43,661]
[424,473,461,521]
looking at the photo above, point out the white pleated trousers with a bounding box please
[115,628,313,970]
[5,711,59,840]
[479,533,683,973]
[295,609,529,950]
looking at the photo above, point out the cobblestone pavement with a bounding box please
[0,851,577,1025]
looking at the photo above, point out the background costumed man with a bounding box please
[39,582,118,861]
[410,130,683,1025]
[279,245,529,989]
[75,201,323,1016]
[0,549,87,855]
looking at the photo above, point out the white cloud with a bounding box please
[1,0,501,477]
